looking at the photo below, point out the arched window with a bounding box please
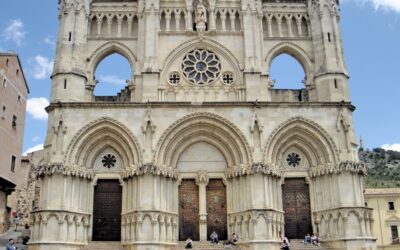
[269,54,305,89]
[93,53,132,101]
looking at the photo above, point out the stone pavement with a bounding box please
[0,228,28,250]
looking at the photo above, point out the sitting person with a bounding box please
[210,231,219,245]
[311,234,320,246]
[185,238,193,249]
[231,232,238,245]
[280,234,291,250]
[304,233,311,244]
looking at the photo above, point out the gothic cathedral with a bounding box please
[30,0,376,249]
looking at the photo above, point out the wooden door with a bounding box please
[282,178,312,239]
[179,179,200,241]
[92,180,122,241]
[207,179,227,241]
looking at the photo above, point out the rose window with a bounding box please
[102,154,117,169]
[286,153,301,168]
[181,49,221,85]
[168,72,181,85]
[222,72,235,85]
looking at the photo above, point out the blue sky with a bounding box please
[0,0,399,154]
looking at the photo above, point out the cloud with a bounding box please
[343,0,400,13]
[382,143,400,152]
[98,75,127,86]
[3,19,26,47]
[30,55,54,80]
[23,144,44,156]
[32,136,41,142]
[44,35,56,49]
[26,97,49,120]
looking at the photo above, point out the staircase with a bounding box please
[289,239,333,250]
[79,241,124,250]
[174,241,230,249]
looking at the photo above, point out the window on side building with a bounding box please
[391,225,399,244]
[389,201,395,211]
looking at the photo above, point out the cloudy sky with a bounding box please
[0,0,399,155]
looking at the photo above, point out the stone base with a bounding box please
[236,240,281,250]
[123,242,177,250]
[325,237,377,250]
[28,243,86,250]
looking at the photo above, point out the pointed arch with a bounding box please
[264,116,339,168]
[265,42,314,84]
[64,117,142,168]
[154,112,253,170]
[87,41,137,79]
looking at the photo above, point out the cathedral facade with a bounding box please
[30,0,376,249]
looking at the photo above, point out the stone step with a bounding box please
[174,241,234,249]
[79,241,124,250]
[289,239,333,250]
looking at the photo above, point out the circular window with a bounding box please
[286,153,301,168]
[181,49,221,85]
[168,72,181,85]
[102,154,117,169]
[221,72,235,85]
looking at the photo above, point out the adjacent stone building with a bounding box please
[365,189,400,249]
[0,52,29,233]
[29,0,376,249]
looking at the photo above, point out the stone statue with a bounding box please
[195,0,207,31]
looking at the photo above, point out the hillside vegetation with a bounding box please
[359,148,400,188]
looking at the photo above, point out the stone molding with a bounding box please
[153,112,254,168]
[264,116,340,168]
[122,164,179,180]
[309,161,368,178]
[31,210,91,226]
[36,163,94,180]
[226,163,281,178]
[64,116,143,167]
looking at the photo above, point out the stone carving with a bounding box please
[195,0,207,31]
[226,163,281,178]
[36,163,94,180]
[309,161,368,177]
[122,164,179,180]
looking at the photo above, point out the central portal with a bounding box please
[92,179,122,241]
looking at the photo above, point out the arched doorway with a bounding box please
[177,142,228,241]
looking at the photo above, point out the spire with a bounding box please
[359,136,364,151]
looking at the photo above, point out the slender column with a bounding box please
[196,172,209,241]
[277,15,283,37]
[229,11,236,31]
[296,16,302,36]
[96,17,103,36]
[106,15,113,36]
[117,16,123,37]
[287,15,293,37]
[127,16,133,36]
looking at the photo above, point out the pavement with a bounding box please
[0,227,28,250]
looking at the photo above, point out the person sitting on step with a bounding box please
[185,238,193,249]
[210,231,219,245]
[304,233,311,244]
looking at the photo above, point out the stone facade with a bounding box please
[0,52,29,233]
[30,0,376,249]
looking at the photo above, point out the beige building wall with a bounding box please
[0,52,29,233]
[365,189,400,249]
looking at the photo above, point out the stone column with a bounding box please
[196,171,209,241]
